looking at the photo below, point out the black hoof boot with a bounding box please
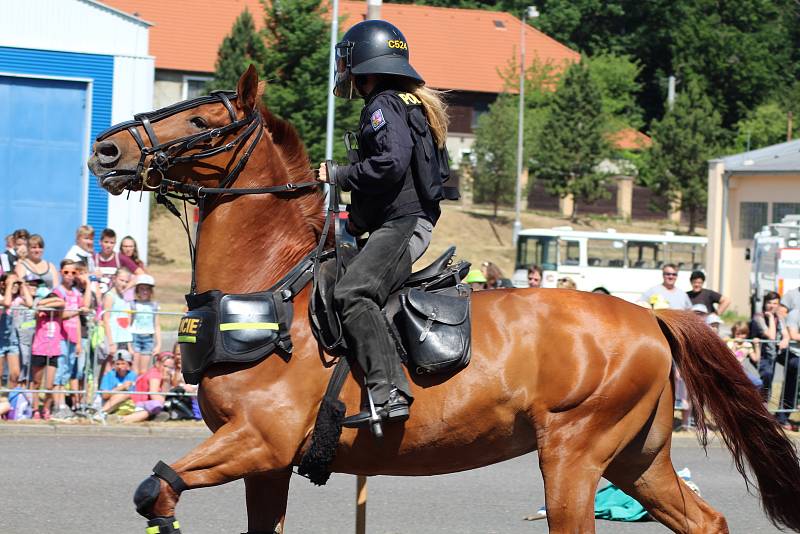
[146,516,182,533]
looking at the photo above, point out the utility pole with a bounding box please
[324,0,339,161]
[367,0,381,19]
[512,6,539,246]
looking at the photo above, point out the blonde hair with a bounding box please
[76,225,94,238]
[397,79,449,148]
[557,277,576,290]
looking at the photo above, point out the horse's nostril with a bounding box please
[98,141,119,158]
[96,140,120,164]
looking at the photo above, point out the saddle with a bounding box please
[310,245,472,375]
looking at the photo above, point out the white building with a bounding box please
[0,0,154,262]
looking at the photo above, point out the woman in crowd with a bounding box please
[120,235,147,273]
[1,273,25,388]
[481,261,513,289]
[557,277,577,290]
[14,234,58,289]
[750,291,789,402]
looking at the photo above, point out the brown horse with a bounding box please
[88,66,800,533]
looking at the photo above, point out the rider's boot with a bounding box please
[342,387,410,428]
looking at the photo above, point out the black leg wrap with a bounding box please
[146,516,182,533]
[152,460,189,495]
[134,475,162,518]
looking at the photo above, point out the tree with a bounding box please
[532,0,795,129]
[259,0,360,164]
[534,58,611,220]
[586,53,643,130]
[206,9,268,93]
[472,57,560,216]
[640,82,723,233]
[472,95,518,217]
[734,103,792,152]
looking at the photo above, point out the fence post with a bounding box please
[356,475,367,534]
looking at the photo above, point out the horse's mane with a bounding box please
[258,103,325,238]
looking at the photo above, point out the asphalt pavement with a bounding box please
[0,426,788,533]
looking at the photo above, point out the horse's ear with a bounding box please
[236,64,259,111]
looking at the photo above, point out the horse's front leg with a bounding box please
[135,423,294,533]
[244,470,292,534]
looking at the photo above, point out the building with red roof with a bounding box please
[101,0,651,218]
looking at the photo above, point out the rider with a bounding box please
[317,19,449,427]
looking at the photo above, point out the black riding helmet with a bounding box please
[334,20,424,99]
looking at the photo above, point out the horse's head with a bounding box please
[89,65,264,195]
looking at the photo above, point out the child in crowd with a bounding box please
[1,273,24,388]
[727,321,763,389]
[95,349,137,420]
[101,267,133,378]
[74,261,101,402]
[64,225,96,273]
[51,260,91,419]
[30,285,66,419]
[129,274,161,376]
[122,352,173,423]
[13,275,43,385]
[93,228,141,294]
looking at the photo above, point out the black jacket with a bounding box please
[338,87,439,234]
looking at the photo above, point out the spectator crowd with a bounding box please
[0,226,199,423]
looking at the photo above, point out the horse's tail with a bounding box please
[655,309,800,531]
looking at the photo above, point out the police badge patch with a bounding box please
[370,108,386,131]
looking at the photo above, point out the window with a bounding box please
[587,239,624,268]
[739,202,768,240]
[517,236,556,271]
[559,239,581,266]
[667,243,705,272]
[470,102,489,130]
[183,76,212,100]
[772,202,800,224]
[626,241,662,269]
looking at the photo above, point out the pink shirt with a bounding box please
[53,285,82,344]
[131,366,162,403]
[31,306,63,357]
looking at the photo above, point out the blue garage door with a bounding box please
[0,75,88,264]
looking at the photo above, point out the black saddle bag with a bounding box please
[397,287,471,375]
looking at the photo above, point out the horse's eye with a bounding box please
[190,116,208,129]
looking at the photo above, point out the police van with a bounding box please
[750,215,800,314]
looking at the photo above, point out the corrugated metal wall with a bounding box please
[0,46,113,237]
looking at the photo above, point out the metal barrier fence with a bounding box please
[0,306,197,421]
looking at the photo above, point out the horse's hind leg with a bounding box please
[244,470,292,534]
[538,434,606,533]
[604,388,729,533]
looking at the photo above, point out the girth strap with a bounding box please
[152,461,189,495]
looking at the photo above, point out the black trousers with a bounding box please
[333,216,416,405]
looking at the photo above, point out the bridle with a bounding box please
[94,90,324,294]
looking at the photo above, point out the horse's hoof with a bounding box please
[134,475,161,518]
[145,516,182,533]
